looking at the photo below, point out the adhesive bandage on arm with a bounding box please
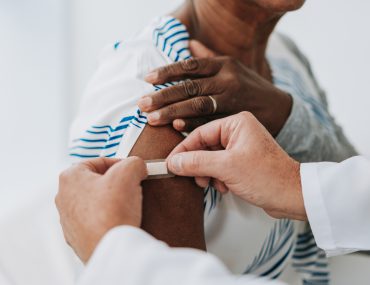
[145,159,175,180]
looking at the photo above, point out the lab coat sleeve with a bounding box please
[301,156,370,257]
[77,226,286,285]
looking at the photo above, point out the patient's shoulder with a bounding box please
[96,22,168,77]
[268,33,315,77]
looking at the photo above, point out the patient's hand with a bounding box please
[130,125,206,250]
[139,40,292,137]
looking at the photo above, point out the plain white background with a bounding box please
[1,0,370,284]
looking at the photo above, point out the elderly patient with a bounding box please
[70,0,356,283]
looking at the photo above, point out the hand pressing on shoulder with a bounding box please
[138,40,292,137]
[56,157,147,263]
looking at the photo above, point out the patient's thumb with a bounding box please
[189,40,217,58]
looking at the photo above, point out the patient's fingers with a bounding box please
[189,40,217,58]
[195,177,228,194]
[195,177,210,188]
[147,95,224,125]
[139,77,218,112]
[173,118,210,132]
[145,58,222,85]
[212,179,228,194]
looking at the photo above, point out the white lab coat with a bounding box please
[77,226,285,285]
[78,155,370,285]
[301,155,370,257]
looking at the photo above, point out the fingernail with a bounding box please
[145,71,158,83]
[174,119,185,130]
[138,97,152,110]
[147,111,160,123]
[169,154,183,173]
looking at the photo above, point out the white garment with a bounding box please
[301,156,370,257]
[77,226,285,285]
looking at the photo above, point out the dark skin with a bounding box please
[130,126,206,250]
[138,0,305,135]
[135,0,304,250]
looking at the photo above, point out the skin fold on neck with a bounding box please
[172,0,285,80]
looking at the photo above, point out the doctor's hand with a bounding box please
[167,112,307,221]
[56,157,147,263]
[139,40,292,137]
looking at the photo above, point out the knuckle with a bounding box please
[59,169,69,183]
[182,79,202,97]
[155,67,166,79]
[190,153,203,171]
[128,156,141,164]
[180,58,200,71]
[159,88,172,103]
[167,104,178,118]
[238,111,255,123]
[128,156,146,170]
[156,65,172,81]
[191,97,213,114]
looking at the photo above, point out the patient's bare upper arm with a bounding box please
[129,125,206,250]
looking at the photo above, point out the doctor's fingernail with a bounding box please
[147,111,160,123]
[169,155,183,173]
[138,97,153,109]
[145,71,158,83]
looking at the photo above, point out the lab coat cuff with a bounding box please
[90,225,158,260]
[78,226,161,284]
[300,163,336,255]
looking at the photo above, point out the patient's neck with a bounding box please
[173,0,282,79]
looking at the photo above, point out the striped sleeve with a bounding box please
[292,226,330,285]
[69,39,164,161]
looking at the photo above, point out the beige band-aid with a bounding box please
[145,159,175,180]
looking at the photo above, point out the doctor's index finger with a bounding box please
[169,114,245,156]
[106,156,148,185]
[144,58,223,85]
[169,119,225,156]
[78,158,121,175]
[59,158,121,183]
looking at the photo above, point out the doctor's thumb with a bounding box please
[106,157,148,186]
[167,150,226,178]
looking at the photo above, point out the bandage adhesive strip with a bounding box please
[145,159,175,180]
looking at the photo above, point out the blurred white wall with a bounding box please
[70,0,370,156]
[0,0,69,199]
[277,1,370,155]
